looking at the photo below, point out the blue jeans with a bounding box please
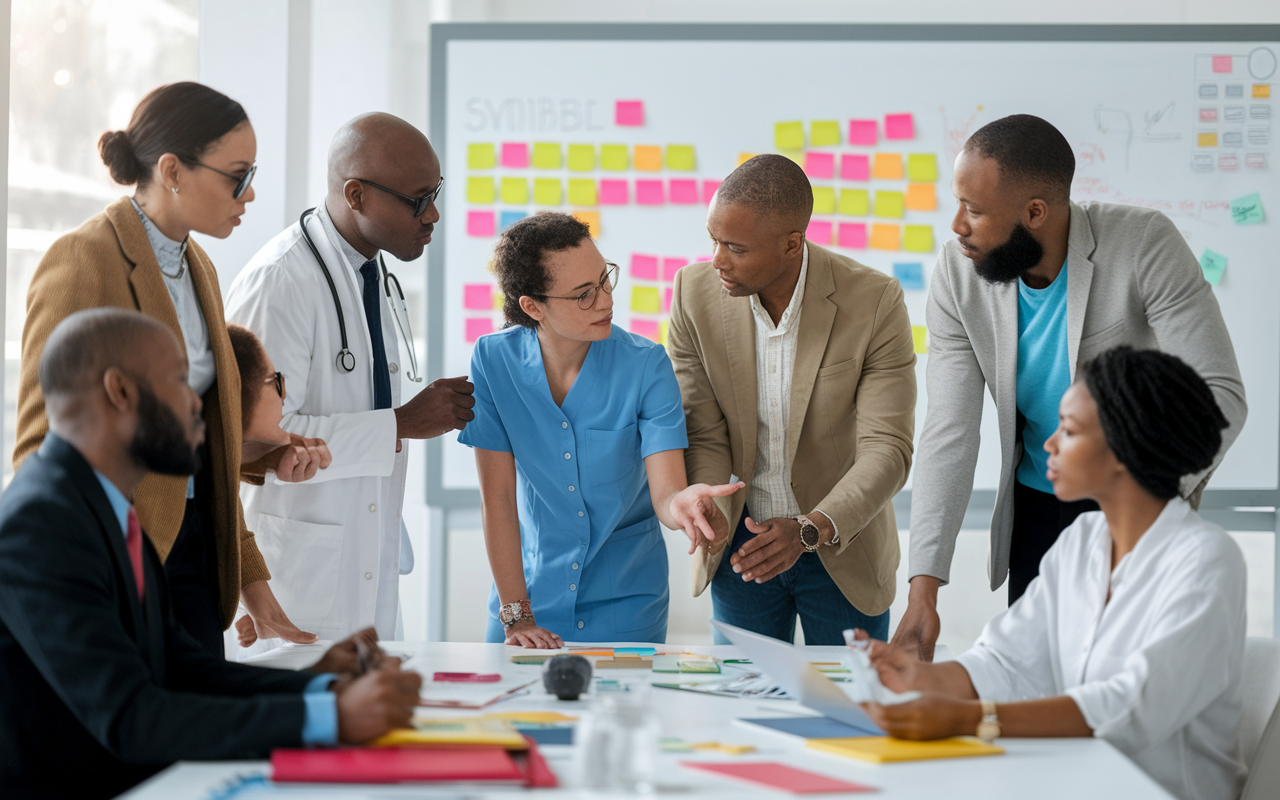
[711,507,889,645]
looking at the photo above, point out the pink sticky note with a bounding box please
[466,210,495,237]
[1212,55,1233,73]
[662,257,688,282]
[669,179,698,204]
[804,152,835,179]
[630,319,660,341]
[695,254,713,263]
[701,179,721,204]
[616,100,644,126]
[885,113,915,140]
[663,287,673,313]
[631,253,659,280]
[841,154,870,181]
[806,220,833,245]
[501,142,528,168]
[838,222,867,249]
[849,119,877,145]
[600,179,629,205]
[463,283,492,310]
[636,179,664,205]
[464,317,494,343]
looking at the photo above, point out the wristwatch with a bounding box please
[795,514,821,552]
[499,598,533,628]
[977,699,1001,743]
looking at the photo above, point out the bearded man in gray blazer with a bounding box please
[894,115,1246,661]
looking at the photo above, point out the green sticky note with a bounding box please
[1230,192,1264,225]
[839,189,870,216]
[907,153,938,182]
[912,325,927,354]
[500,177,528,205]
[631,286,661,313]
[600,144,628,171]
[812,186,836,215]
[466,176,494,204]
[775,121,804,151]
[904,225,934,252]
[874,191,905,219]
[533,178,562,206]
[568,178,597,206]
[811,120,840,146]
[531,142,561,169]
[1200,249,1227,285]
[567,144,595,172]
[666,145,696,171]
[467,143,495,169]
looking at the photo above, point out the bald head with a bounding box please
[327,112,435,195]
[713,154,813,233]
[41,309,178,411]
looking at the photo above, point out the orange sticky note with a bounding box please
[1198,132,1218,148]
[1254,84,1271,98]
[634,145,663,172]
[737,152,757,167]
[872,153,903,180]
[572,210,601,237]
[905,184,937,211]
[870,223,900,251]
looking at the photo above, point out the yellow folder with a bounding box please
[370,716,528,749]
[808,735,1004,763]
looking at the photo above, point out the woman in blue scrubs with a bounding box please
[460,213,741,647]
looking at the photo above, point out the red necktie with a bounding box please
[126,507,145,602]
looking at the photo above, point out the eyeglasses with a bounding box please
[536,262,619,310]
[357,176,444,218]
[265,371,285,400]
[194,162,257,199]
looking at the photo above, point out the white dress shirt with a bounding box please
[957,498,1247,800]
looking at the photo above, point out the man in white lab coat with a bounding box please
[225,113,474,653]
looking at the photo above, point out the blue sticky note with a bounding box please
[1199,249,1227,286]
[499,210,527,232]
[1230,193,1264,225]
[894,262,925,290]
[615,647,656,656]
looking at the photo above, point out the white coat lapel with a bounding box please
[1064,202,1097,379]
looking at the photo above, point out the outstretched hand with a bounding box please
[669,481,744,554]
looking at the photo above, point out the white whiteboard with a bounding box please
[427,25,1279,505]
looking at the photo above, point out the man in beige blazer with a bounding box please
[668,155,916,645]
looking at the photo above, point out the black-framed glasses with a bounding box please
[536,262,619,310]
[266,371,285,400]
[357,176,444,217]
[194,162,257,199]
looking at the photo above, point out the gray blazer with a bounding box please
[910,201,1247,590]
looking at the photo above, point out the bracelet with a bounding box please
[499,598,533,628]
[977,699,1001,742]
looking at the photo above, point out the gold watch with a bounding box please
[794,514,821,552]
[977,699,1000,743]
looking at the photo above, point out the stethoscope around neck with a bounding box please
[299,207,423,382]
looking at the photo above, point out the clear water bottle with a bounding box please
[574,685,660,794]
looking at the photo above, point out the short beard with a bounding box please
[972,223,1045,284]
[128,384,200,476]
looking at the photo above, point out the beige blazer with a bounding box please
[14,196,270,629]
[667,243,917,616]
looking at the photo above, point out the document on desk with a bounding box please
[417,673,538,708]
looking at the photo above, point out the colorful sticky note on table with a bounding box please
[467,177,494,204]
[702,179,722,204]
[874,191,905,219]
[466,210,495,237]
[463,283,493,310]
[634,145,663,172]
[1198,132,1219,147]
[667,145,696,171]
[631,286,661,313]
[568,179,597,206]
[599,179,628,205]
[848,119,877,145]
[465,317,494,343]
[1199,249,1227,285]
[636,179,664,205]
[572,210,600,237]
[806,220,833,245]
[775,121,805,151]
[804,152,835,179]
[911,325,927,354]
[839,189,870,216]
[500,177,528,205]
[1230,192,1264,225]
[501,142,528,168]
[534,178,562,206]
[1213,55,1233,73]
[531,142,561,169]
[499,210,525,232]
[662,257,688,282]
[601,144,629,171]
[631,319,660,341]
[870,223,900,250]
[615,100,644,126]
[904,225,934,252]
[906,153,938,182]
[631,253,659,280]
[468,143,495,169]
[669,179,698,204]
[838,223,867,249]
[885,113,915,140]
[905,183,937,211]
[894,262,924,290]
[812,186,836,215]
[567,144,595,171]
[811,120,841,146]
[841,154,870,181]
[873,153,904,180]
[1254,84,1271,98]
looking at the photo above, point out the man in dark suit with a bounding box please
[0,308,423,799]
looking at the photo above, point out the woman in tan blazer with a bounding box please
[14,82,326,657]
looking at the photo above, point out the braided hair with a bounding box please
[1080,346,1227,500]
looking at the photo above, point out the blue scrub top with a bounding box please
[459,325,688,643]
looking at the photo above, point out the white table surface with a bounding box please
[121,641,1173,799]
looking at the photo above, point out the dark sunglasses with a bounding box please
[357,176,444,217]
[194,162,257,200]
[266,371,285,400]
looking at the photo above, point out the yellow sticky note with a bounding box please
[874,191,905,219]
[659,320,669,345]
[467,143,495,169]
[738,152,758,167]
[572,210,600,237]
[631,286,661,313]
[567,144,595,172]
[839,189,870,216]
[811,120,840,146]
[601,144,628,171]
[568,179,597,206]
[872,153,904,180]
[533,178,562,205]
[467,176,494,204]
[904,225,934,252]
[775,121,805,151]
[531,142,561,169]
[1254,84,1271,98]
[905,183,937,211]
[780,150,804,166]
[912,325,927,354]
[906,154,938,182]
[1198,132,1218,147]
[500,177,528,205]
[812,186,836,215]
[870,223,900,251]
[493,292,505,310]
[666,145,696,171]
[634,145,663,172]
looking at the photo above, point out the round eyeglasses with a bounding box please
[536,262,619,310]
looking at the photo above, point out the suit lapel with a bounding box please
[721,284,758,480]
[1063,202,1097,379]
[787,245,836,467]
[104,198,185,347]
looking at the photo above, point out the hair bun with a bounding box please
[98,130,143,186]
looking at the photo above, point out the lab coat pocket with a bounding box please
[255,513,344,625]
[582,423,642,493]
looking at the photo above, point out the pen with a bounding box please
[355,637,371,676]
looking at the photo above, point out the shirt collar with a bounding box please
[319,202,378,272]
[92,469,132,540]
[129,197,188,275]
[750,242,809,335]
[1108,497,1191,585]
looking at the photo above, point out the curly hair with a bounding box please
[1081,346,1227,500]
[490,212,592,329]
[227,324,271,429]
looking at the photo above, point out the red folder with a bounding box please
[272,745,524,784]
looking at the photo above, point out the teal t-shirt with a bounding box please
[1015,262,1070,493]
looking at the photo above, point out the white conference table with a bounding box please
[122,641,1173,799]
